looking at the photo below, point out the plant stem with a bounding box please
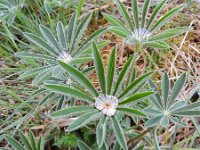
[127,128,152,145]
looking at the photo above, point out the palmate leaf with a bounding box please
[70,57,92,65]
[96,116,107,147]
[168,73,186,106]
[117,107,146,117]
[67,110,101,131]
[4,135,25,150]
[146,0,167,29]
[92,42,106,94]
[106,47,116,94]
[112,116,127,150]
[51,106,95,117]
[58,61,98,97]
[114,0,133,31]
[45,84,95,102]
[119,91,154,105]
[168,101,186,111]
[32,69,52,85]
[151,4,184,32]
[118,72,152,98]
[113,55,133,95]
[39,25,61,53]
[160,116,169,127]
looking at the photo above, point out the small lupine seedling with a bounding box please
[45,42,153,149]
[0,0,24,26]
[144,72,200,148]
[103,0,187,49]
[16,3,108,85]
[4,131,44,150]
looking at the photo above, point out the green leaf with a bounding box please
[173,101,200,112]
[51,106,95,117]
[106,47,116,94]
[141,0,150,28]
[149,27,187,41]
[151,4,184,32]
[119,91,153,105]
[32,69,52,85]
[56,21,67,49]
[67,110,101,131]
[143,107,162,116]
[145,41,170,49]
[112,116,127,150]
[29,131,37,150]
[146,0,167,29]
[144,116,162,128]
[4,135,25,150]
[160,116,169,127]
[16,52,55,61]
[168,73,186,106]
[59,61,98,97]
[39,25,61,52]
[114,0,134,31]
[19,66,53,79]
[45,84,95,102]
[102,13,129,32]
[113,56,133,95]
[67,13,76,46]
[19,131,32,150]
[108,26,130,38]
[24,32,57,56]
[132,0,139,28]
[78,141,92,150]
[39,93,54,106]
[118,72,152,98]
[92,42,106,94]
[174,111,200,116]
[96,116,107,147]
[162,72,169,108]
[169,100,186,111]
[70,57,92,65]
[118,107,146,117]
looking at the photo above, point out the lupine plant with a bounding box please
[16,12,107,85]
[0,0,25,26]
[45,42,153,149]
[144,72,200,149]
[103,0,187,49]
